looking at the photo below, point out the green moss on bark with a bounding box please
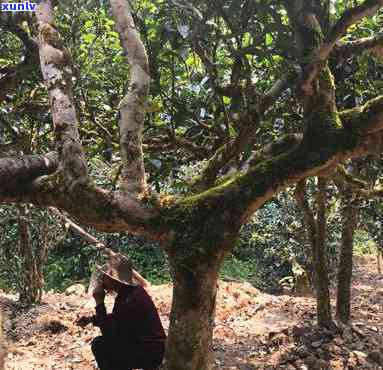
[341,95,383,134]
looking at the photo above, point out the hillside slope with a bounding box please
[1,256,382,369]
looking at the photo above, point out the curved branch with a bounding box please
[0,152,58,199]
[331,165,383,197]
[341,95,383,134]
[2,93,383,251]
[322,0,383,57]
[0,155,165,238]
[190,120,259,192]
[0,15,35,50]
[301,0,383,94]
[259,71,298,112]
[36,0,88,191]
[333,32,383,59]
[110,0,150,194]
[0,15,39,100]
[178,98,383,229]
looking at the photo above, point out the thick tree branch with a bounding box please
[341,95,383,134]
[1,94,383,250]
[176,98,383,230]
[110,0,150,194]
[331,165,383,197]
[191,78,383,194]
[0,160,164,239]
[36,1,88,191]
[0,152,58,198]
[322,0,383,56]
[333,32,383,59]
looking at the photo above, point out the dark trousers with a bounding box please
[91,336,164,370]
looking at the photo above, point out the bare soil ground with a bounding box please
[1,255,382,369]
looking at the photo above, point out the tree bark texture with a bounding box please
[0,309,4,370]
[314,178,332,327]
[17,205,49,304]
[164,258,221,370]
[295,178,332,327]
[336,189,359,323]
[110,0,150,194]
[294,180,316,285]
[378,247,383,274]
[36,0,88,191]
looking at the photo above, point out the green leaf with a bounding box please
[83,33,96,43]
[265,33,273,46]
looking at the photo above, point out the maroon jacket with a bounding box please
[93,285,166,351]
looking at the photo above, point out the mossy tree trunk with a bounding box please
[161,201,237,370]
[336,187,359,323]
[164,258,222,370]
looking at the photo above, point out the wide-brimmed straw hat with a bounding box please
[88,252,136,294]
[94,252,135,289]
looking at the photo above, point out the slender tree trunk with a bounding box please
[314,178,332,327]
[163,258,221,370]
[17,205,48,304]
[294,180,316,289]
[0,309,4,370]
[336,190,358,323]
[295,178,332,327]
[377,247,382,274]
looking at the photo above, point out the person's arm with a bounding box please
[90,286,122,336]
[75,305,121,336]
[92,302,121,337]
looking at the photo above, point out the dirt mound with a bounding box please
[1,256,382,369]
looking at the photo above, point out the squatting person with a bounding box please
[76,253,166,370]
